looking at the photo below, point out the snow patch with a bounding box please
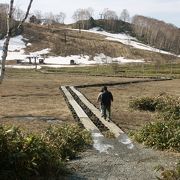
[6,65,41,69]
[72,27,176,56]
[27,43,32,46]
[29,48,50,56]
[92,132,114,153]
[0,35,27,60]
[118,134,134,150]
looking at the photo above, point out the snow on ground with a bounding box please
[6,65,41,69]
[23,53,144,66]
[0,35,145,69]
[1,35,26,51]
[72,27,175,56]
[29,48,50,56]
[0,35,27,60]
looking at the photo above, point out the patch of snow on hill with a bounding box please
[73,27,174,55]
[3,35,26,51]
[1,35,144,69]
[42,53,144,65]
[0,35,26,60]
[29,48,50,56]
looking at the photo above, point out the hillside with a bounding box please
[71,18,180,55]
[22,23,179,64]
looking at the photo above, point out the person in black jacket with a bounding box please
[101,86,113,121]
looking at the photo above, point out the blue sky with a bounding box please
[1,0,180,27]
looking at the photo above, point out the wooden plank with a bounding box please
[70,86,124,138]
[61,86,102,133]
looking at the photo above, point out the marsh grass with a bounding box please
[41,63,180,78]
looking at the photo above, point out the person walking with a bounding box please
[101,86,113,121]
[97,88,104,115]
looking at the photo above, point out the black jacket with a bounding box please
[101,91,113,106]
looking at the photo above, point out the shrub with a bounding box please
[0,124,92,179]
[43,124,92,160]
[129,93,180,120]
[0,126,65,179]
[130,93,180,152]
[155,94,180,121]
[132,120,180,152]
[129,96,157,111]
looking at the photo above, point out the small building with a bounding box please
[70,60,76,65]
[38,58,44,64]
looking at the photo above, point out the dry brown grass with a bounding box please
[1,68,180,134]
[80,79,180,132]
[0,69,137,133]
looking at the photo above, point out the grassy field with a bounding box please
[0,68,140,133]
[0,66,180,134]
[42,62,180,78]
[80,78,180,132]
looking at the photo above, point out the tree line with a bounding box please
[29,11,66,24]
[0,5,130,35]
[72,8,130,31]
[0,3,66,31]
[132,15,180,55]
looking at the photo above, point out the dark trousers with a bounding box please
[101,104,111,120]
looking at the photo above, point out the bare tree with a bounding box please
[120,9,130,22]
[0,0,33,83]
[87,7,94,17]
[13,6,25,21]
[101,8,118,31]
[132,15,180,54]
[55,12,66,24]
[102,8,118,20]
[33,10,42,20]
[17,0,33,29]
[72,8,91,22]
[72,8,93,29]
[44,12,54,20]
